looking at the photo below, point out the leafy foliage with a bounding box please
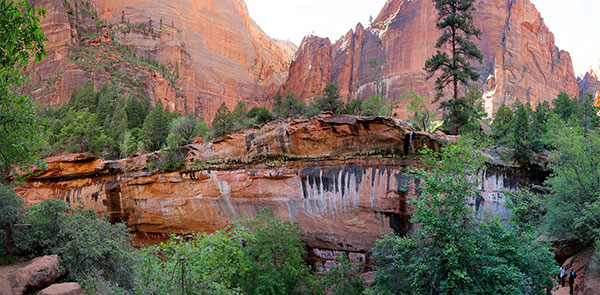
[0,183,24,255]
[272,92,308,119]
[0,0,48,178]
[134,226,249,295]
[439,85,485,135]
[319,254,365,295]
[12,199,137,290]
[309,83,344,115]
[371,139,556,295]
[403,91,439,132]
[235,209,313,295]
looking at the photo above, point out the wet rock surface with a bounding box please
[16,116,543,253]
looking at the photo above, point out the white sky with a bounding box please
[246,0,600,77]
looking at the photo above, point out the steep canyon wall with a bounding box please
[27,0,295,119]
[282,0,579,118]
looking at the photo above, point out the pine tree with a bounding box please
[530,102,550,152]
[95,84,114,129]
[69,80,97,112]
[231,101,249,130]
[125,95,150,129]
[491,102,514,146]
[512,102,532,161]
[424,0,483,134]
[211,103,233,137]
[314,83,343,114]
[140,102,169,151]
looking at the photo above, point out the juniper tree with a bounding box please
[425,0,483,134]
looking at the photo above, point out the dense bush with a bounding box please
[135,226,248,295]
[371,139,556,295]
[235,209,313,295]
[0,183,24,256]
[319,253,365,295]
[14,199,137,290]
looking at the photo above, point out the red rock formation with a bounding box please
[27,0,295,120]
[16,115,543,254]
[282,0,579,118]
[578,66,600,100]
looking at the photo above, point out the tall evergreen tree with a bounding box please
[125,95,150,129]
[530,102,550,152]
[491,102,514,146]
[68,80,97,111]
[512,102,532,161]
[424,0,483,134]
[95,84,115,129]
[211,103,233,137]
[313,82,343,114]
[140,102,169,151]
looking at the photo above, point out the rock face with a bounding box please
[0,255,61,295]
[27,0,295,119]
[16,115,544,253]
[578,66,600,101]
[282,0,579,118]
[38,283,82,295]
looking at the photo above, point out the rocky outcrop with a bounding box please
[27,0,295,119]
[578,66,600,101]
[16,115,544,253]
[0,255,61,295]
[282,0,579,118]
[38,283,82,295]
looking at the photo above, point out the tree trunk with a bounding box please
[3,227,14,256]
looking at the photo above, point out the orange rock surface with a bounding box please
[282,0,579,118]
[578,67,600,100]
[16,115,544,253]
[27,0,295,120]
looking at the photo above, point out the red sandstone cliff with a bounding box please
[282,0,579,118]
[578,66,600,102]
[16,115,542,254]
[27,0,295,119]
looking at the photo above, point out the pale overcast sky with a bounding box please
[245,0,600,76]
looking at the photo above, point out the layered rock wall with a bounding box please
[27,0,295,119]
[16,116,545,253]
[282,0,579,118]
[578,67,600,102]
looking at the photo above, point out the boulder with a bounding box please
[38,283,82,295]
[7,255,60,295]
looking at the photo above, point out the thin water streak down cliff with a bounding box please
[16,115,547,253]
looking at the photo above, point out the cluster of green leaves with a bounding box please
[402,91,442,132]
[371,139,556,295]
[8,198,138,290]
[0,0,49,178]
[135,225,248,295]
[133,209,360,295]
[210,101,273,137]
[490,92,599,161]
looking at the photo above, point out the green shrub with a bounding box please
[17,198,69,256]
[319,253,365,295]
[0,183,24,256]
[134,226,249,295]
[55,207,137,290]
[235,209,313,295]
